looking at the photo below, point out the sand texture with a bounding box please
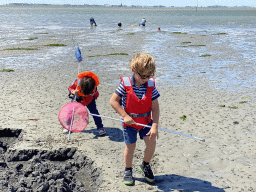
[1,31,256,192]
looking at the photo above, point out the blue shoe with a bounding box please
[123,170,134,185]
[98,128,106,136]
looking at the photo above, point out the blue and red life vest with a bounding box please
[121,76,155,130]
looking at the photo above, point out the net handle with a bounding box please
[68,47,83,140]
[89,113,205,141]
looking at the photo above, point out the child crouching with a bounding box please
[65,71,106,136]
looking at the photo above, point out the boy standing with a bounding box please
[65,71,106,136]
[110,53,160,185]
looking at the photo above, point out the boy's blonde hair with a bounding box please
[130,53,155,75]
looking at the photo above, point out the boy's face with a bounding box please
[134,70,154,85]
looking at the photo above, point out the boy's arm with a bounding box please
[147,98,159,140]
[110,93,135,125]
[68,80,78,95]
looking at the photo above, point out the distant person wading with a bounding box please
[90,17,97,26]
[139,18,146,26]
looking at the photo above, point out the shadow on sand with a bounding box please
[82,127,124,142]
[135,174,228,192]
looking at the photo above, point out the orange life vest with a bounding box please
[121,76,155,130]
[70,72,100,106]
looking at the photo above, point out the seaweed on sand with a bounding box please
[4,48,38,50]
[173,32,187,34]
[25,37,38,40]
[200,54,211,57]
[179,115,187,121]
[0,69,15,72]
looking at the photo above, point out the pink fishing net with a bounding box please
[58,102,89,132]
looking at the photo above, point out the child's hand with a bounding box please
[123,115,136,125]
[146,126,158,141]
[71,90,79,95]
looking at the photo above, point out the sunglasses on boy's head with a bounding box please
[137,72,154,79]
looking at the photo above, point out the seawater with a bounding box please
[0,6,256,89]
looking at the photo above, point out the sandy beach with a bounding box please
[1,29,256,191]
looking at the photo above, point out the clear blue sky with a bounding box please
[0,0,255,7]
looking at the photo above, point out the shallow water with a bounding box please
[1,6,256,90]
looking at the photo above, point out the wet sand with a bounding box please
[1,31,256,191]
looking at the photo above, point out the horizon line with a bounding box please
[1,3,255,8]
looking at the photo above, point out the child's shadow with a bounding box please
[82,127,124,142]
[135,174,228,192]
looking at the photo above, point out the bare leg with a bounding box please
[143,136,156,162]
[124,143,136,168]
